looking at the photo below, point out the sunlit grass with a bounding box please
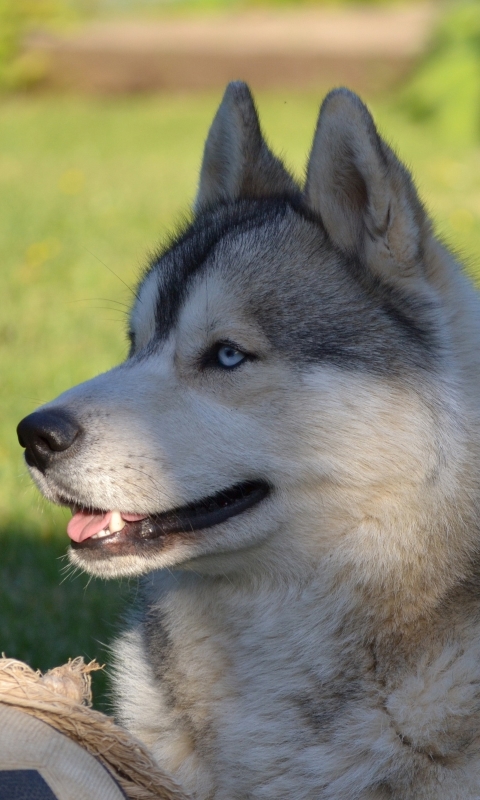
[2,89,480,700]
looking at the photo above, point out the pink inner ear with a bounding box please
[67,510,148,542]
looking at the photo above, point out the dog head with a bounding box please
[17,84,473,601]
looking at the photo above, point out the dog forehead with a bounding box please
[179,216,337,326]
[131,199,309,344]
[130,199,438,374]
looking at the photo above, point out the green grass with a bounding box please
[2,89,480,705]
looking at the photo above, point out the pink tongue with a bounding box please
[67,510,147,543]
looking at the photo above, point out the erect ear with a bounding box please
[304,89,430,286]
[195,81,298,213]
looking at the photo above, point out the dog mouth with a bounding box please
[67,480,270,552]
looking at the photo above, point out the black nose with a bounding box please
[17,410,81,473]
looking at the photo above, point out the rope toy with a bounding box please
[0,656,190,800]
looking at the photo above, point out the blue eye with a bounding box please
[217,344,246,369]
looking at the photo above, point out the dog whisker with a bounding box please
[84,247,140,302]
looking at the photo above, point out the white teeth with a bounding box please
[91,529,110,540]
[109,511,126,534]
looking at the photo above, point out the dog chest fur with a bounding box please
[112,570,480,799]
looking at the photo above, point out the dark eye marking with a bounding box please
[127,328,136,356]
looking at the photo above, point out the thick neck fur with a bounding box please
[114,511,480,799]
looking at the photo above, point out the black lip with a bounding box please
[71,480,270,553]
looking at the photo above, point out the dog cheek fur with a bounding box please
[271,368,472,610]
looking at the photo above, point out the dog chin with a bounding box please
[68,537,201,578]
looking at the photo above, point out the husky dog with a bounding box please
[17,82,480,798]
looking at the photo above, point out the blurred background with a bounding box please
[2,0,480,706]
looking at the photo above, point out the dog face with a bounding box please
[18,85,466,589]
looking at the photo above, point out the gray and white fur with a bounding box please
[19,83,480,798]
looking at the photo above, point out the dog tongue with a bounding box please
[67,510,147,542]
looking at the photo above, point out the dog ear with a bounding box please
[304,89,430,286]
[195,81,298,213]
